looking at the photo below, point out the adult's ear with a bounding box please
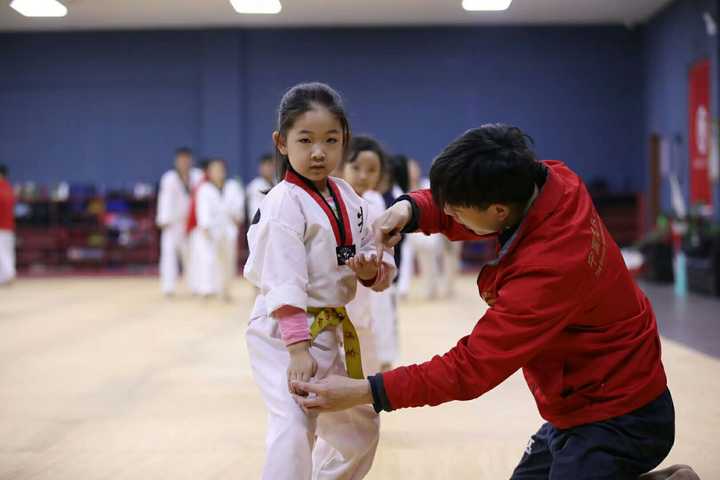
[493,204,512,223]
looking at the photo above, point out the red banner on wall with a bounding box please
[689,59,712,208]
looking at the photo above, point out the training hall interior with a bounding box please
[0,0,719,478]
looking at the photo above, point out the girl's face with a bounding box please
[274,105,344,191]
[343,150,382,196]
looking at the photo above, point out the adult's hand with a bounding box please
[373,200,412,264]
[291,375,374,413]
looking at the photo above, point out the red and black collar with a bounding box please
[284,169,354,247]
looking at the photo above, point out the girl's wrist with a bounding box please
[287,340,311,354]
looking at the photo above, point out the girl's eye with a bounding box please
[326,138,338,144]
[298,138,311,144]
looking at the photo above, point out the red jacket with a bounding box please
[0,178,14,231]
[381,161,667,428]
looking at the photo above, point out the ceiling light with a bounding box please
[10,0,68,17]
[462,0,512,12]
[229,0,282,14]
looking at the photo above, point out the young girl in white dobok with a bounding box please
[244,83,396,480]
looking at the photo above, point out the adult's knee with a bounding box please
[639,465,701,480]
[668,466,700,480]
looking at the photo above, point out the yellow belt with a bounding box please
[307,307,364,380]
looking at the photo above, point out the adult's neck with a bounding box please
[502,184,540,231]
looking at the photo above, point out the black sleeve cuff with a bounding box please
[368,373,394,413]
[393,194,420,234]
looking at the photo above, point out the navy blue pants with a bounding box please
[511,389,675,480]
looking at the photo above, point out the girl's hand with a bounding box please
[287,341,318,395]
[346,253,379,281]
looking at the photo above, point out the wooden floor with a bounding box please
[0,276,718,479]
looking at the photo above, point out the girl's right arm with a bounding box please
[274,305,317,394]
[246,190,309,312]
[245,191,317,392]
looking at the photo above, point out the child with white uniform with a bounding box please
[185,160,209,295]
[246,153,274,221]
[194,159,245,300]
[406,161,462,299]
[335,135,399,373]
[156,147,203,296]
[244,83,395,480]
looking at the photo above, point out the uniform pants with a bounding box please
[159,224,188,294]
[217,233,237,298]
[246,315,379,480]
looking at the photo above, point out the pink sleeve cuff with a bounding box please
[273,305,311,346]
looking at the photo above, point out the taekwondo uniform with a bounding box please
[156,167,202,294]
[407,178,462,299]
[246,176,273,223]
[345,190,398,373]
[193,178,245,297]
[244,170,395,480]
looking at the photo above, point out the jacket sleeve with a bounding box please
[243,190,309,314]
[156,173,176,227]
[378,263,585,410]
[408,189,492,242]
[225,180,246,225]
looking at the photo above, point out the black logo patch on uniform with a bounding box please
[357,207,364,231]
[251,209,261,225]
[336,245,356,266]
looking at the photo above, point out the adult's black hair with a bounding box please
[430,123,542,210]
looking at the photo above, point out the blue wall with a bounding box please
[0,26,643,190]
[643,0,720,215]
